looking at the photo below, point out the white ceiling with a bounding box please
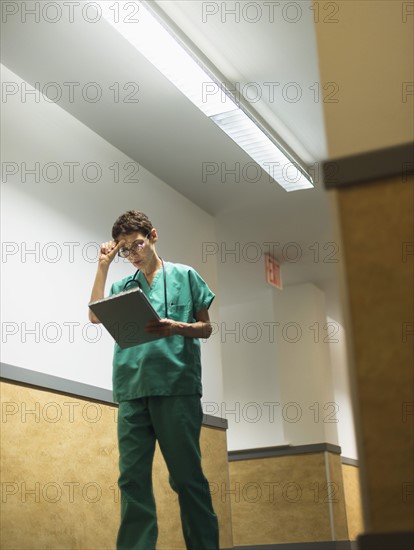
[1,0,340,302]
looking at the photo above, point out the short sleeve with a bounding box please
[188,269,215,315]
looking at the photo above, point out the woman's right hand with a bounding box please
[98,239,125,267]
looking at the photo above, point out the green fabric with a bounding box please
[109,262,215,402]
[116,395,219,550]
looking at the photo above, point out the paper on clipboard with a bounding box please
[88,287,162,348]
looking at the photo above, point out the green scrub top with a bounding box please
[109,262,215,402]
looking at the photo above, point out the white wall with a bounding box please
[273,283,339,446]
[1,65,223,406]
[209,218,286,451]
[210,215,357,455]
[1,63,358,458]
[324,278,358,459]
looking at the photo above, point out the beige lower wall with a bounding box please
[342,463,364,541]
[326,452,349,541]
[0,381,233,550]
[334,175,414,533]
[228,451,349,546]
[0,379,368,548]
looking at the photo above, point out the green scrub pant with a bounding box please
[116,395,220,550]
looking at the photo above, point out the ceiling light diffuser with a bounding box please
[98,0,314,191]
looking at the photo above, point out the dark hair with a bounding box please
[112,210,153,240]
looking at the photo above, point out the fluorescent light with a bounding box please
[211,109,313,191]
[99,1,235,117]
[98,0,314,191]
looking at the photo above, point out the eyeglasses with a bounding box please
[118,233,151,258]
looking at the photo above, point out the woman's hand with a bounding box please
[145,318,180,337]
[145,312,213,339]
[98,239,125,268]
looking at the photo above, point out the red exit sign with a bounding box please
[265,254,282,289]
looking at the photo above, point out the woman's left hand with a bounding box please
[145,318,180,337]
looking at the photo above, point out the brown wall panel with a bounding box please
[333,175,414,532]
[0,381,232,549]
[342,463,364,541]
[228,452,348,546]
[326,453,348,540]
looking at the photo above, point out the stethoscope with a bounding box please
[123,258,168,319]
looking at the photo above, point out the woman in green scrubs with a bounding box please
[89,211,220,550]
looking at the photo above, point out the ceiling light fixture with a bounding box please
[98,0,314,191]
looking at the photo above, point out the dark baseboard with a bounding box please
[232,540,357,549]
[357,531,414,550]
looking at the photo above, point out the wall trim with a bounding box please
[228,443,342,461]
[1,362,115,404]
[0,362,228,430]
[322,141,413,189]
[341,456,359,467]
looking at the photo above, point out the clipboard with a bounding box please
[88,287,162,348]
